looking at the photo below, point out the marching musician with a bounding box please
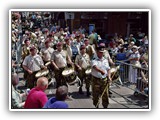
[40,40,54,64]
[84,38,96,60]
[21,39,32,60]
[21,39,32,81]
[64,36,79,62]
[51,42,74,88]
[64,37,73,60]
[40,40,54,80]
[74,33,83,54]
[75,45,91,96]
[22,46,46,89]
[91,43,111,108]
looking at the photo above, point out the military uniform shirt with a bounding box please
[51,50,68,68]
[91,57,110,79]
[75,53,90,69]
[66,45,72,59]
[23,54,44,72]
[40,47,54,62]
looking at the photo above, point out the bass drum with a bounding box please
[35,69,49,78]
[62,68,77,85]
[85,68,91,75]
[35,69,50,80]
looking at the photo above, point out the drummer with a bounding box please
[51,42,74,88]
[22,46,47,89]
[40,40,54,64]
[84,38,96,60]
[75,45,91,96]
[64,37,72,60]
[21,39,32,60]
[40,40,54,80]
[21,39,32,81]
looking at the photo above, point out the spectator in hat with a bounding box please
[128,45,141,84]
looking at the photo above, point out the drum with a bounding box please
[110,66,120,82]
[35,69,49,78]
[85,68,91,75]
[62,68,77,85]
[45,61,51,66]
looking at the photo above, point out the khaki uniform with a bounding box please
[40,47,54,79]
[22,54,44,89]
[51,50,68,88]
[86,45,95,60]
[91,56,110,108]
[66,45,72,60]
[75,53,91,89]
[21,45,31,80]
[40,47,54,62]
[21,45,31,60]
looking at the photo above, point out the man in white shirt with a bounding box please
[40,40,54,63]
[75,45,91,96]
[22,46,46,89]
[91,44,111,108]
[51,42,73,88]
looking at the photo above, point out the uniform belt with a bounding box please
[92,75,107,80]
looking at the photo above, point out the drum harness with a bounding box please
[79,54,89,69]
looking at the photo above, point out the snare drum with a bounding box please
[85,68,91,75]
[62,68,77,85]
[35,69,49,78]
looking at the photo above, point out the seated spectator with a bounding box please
[24,77,48,109]
[12,73,27,108]
[43,85,69,109]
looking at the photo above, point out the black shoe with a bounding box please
[87,92,91,96]
[86,88,91,96]
[103,105,108,108]
[79,87,84,94]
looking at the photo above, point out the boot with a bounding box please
[86,88,91,97]
[79,87,84,94]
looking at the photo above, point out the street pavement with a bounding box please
[16,71,149,109]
